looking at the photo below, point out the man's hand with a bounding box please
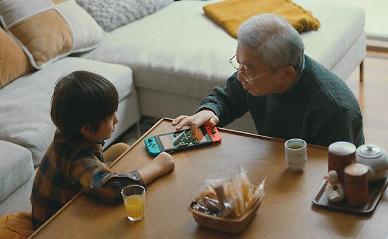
[172,110,219,139]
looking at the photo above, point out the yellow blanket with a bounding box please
[203,0,320,38]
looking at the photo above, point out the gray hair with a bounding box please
[237,13,304,72]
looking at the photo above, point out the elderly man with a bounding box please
[172,13,364,147]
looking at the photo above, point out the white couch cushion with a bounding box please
[82,0,365,99]
[293,0,365,73]
[0,57,134,165]
[0,140,33,202]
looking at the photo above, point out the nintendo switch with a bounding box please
[144,126,222,156]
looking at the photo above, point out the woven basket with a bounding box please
[188,197,262,233]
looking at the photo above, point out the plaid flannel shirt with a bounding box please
[31,131,144,229]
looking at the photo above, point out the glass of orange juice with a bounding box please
[121,185,145,222]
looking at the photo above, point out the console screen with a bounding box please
[159,128,209,150]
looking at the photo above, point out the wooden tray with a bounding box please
[312,177,388,215]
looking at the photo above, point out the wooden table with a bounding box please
[30,119,388,239]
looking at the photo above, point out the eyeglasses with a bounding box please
[228,55,269,82]
[228,54,240,71]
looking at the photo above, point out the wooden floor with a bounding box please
[347,50,388,149]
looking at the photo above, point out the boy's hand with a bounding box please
[172,110,219,139]
[138,152,174,185]
[153,152,175,175]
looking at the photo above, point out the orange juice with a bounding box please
[124,195,144,221]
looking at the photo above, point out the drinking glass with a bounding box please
[121,185,145,222]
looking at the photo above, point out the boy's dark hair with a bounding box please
[51,70,118,140]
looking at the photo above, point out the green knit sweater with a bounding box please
[199,55,364,147]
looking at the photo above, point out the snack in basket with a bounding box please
[191,168,266,219]
[189,168,266,233]
[199,186,217,200]
[240,172,252,204]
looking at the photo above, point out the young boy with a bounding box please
[0,71,174,237]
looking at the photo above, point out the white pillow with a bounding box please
[75,0,173,32]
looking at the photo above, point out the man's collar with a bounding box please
[296,54,306,81]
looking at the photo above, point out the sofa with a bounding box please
[0,0,365,216]
[81,0,366,132]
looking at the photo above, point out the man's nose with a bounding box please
[237,71,244,82]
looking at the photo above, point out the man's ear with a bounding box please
[283,65,296,80]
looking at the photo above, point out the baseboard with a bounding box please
[367,34,388,51]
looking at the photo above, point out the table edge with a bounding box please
[29,117,327,238]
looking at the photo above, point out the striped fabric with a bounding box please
[0,0,103,69]
[31,131,145,229]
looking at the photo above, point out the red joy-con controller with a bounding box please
[205,126,222,143]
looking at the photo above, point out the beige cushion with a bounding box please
[0,0,103,69]
[0,28,32,88]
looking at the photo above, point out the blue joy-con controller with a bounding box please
[144,136,162,156]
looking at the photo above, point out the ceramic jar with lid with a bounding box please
[328,141,356,183]
[356,144,388,181]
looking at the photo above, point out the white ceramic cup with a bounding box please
[284,138,307,171]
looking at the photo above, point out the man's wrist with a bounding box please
[197,105,219,117]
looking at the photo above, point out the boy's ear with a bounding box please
[80,125,93,139]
